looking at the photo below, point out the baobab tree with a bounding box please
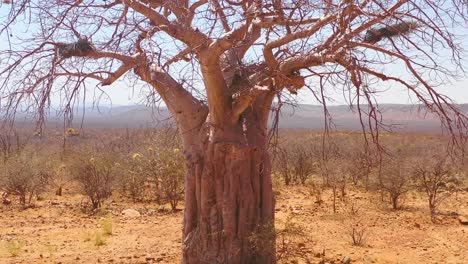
[1,1,467,263]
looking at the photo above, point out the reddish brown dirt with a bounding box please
[1,186,467,264]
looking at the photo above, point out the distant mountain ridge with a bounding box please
[9,104,468,132]
[276,104,468,132]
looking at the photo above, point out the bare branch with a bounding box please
[122,0,208,48]
[230,85,270,122]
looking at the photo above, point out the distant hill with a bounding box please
[8,104,468,132]
[276,104,468,132]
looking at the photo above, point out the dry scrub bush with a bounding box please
[276,216,311,262]
[118,128,185,209]
[379,154,411,210]
[154,146,185,211]
[121,153,148,202]
[290,142,316,185]
[105,132,148,202]
[319,154,346,213]
[308,181,323,205]
[248,222,276,261]
[70,150,117,209]
[249,216,309,263]
[347,146,377,188]
[0,132,28,162]
[145,128,185,210]
[40,149,72,197]
[413,154,454,222]
[0,149,51,205]
[275,146,293,186]
[274,138,318,186]
[344,204,368,246]
[50,162,68,196]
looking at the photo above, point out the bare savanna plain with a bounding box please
[1,187,467,264]
[0,129,467,264]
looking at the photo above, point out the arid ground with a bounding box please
[1,185,467,264]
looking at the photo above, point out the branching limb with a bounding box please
[263,13,338,69]
[210,0,231,32]
[122,0,208,48]
[136,64,208,145]
[230,85,271,123]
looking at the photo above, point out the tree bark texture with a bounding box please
[137,55,277,263]
[181,102,276,264]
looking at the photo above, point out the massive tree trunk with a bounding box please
[182,100,276,264]
[137,64,276,263]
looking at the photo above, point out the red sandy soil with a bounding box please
[1,186,467,264]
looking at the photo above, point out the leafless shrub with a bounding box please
[121,153,148,203]
[136,128,185,210]
[69,150,116,210]
[274,140,316,186]
[250,216,309,262]
[248,221,276,261]
[379,156,411,210]
[344,204,368,247]
[308,181,323,206]
[290,143,316,185]
[0,149,51,205]
[348,147,377,189]
[155,146,185,211]
[0,131,28,162]
[50,162,68,196]
[413,153,454,222]
[318,145,345,213]
[275,146,292,186]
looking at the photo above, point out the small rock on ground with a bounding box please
[122,208,141,218]
[342,256,351,264]
[458,216,468,225]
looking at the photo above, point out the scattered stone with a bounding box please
[414,223,421,228]
[363,256,378,263]
[448,211,458,217]
[122,208,141,218]
[298,242,306,249]
[2,198,11,205]
[458,216,468,225]
[146,255,156,261]
[341,256,351,264]
[51,201,60,206]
